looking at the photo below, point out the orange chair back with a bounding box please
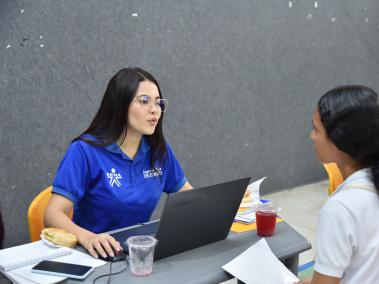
[28,186,73,242]
[323,163,344,195]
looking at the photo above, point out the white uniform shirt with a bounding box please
[314,168,379,284]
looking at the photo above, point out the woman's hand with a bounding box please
[45,194,123,259]
[79,233,123,258]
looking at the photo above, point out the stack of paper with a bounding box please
[0,241,106,284]
[234,208,256,224]
[8,250,106,284]
[222,238,299,284]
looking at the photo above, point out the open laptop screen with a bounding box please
[110,177,251,260]
[154,177,250,259]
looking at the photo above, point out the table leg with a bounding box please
[282,254,299,276]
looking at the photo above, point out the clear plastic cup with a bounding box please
[127,235,157,276]
[255,202,281,237]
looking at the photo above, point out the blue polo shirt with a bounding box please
[52,136,187,233]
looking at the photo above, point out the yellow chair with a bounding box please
[323,163,344,195]
[28,186,73,242]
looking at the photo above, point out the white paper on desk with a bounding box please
[10,250,106,284]
[240,177,266,208]
[10,265,65,284]
[222,238,299,284]
[4,270,39,284]
[54,249,107,267]
[235,209,256,223]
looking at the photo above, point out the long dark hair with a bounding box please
[0,211,4,249]
[318,85,379,193]
[74,67,167,167]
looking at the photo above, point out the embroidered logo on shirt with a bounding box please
[143,168,163,179]
[107,168,122,187]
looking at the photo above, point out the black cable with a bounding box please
[92,258,129,284]
[107,261,112,284]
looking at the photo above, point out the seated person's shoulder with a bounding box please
[70,135,102,152]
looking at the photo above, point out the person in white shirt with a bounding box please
[296,85,379,284]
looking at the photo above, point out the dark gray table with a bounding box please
[66,221,311,284]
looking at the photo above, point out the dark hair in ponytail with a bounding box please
[317,85,379,194]
[371,163,379,193]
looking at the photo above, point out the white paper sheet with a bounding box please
[54,249,107,267]
[10,266,65,284]
[240,177,266,208]
[222,238,299,284]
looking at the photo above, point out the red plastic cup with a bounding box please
[255,203,279,237]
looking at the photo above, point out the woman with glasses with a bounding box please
[296,85,379,284]
[45,67,192,258]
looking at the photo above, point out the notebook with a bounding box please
[0,241,106,284]
[9,250,106,284]
[0,241,72,272]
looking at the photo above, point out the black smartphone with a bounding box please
[32,260,94,279]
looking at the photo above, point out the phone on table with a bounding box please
[31,260,94,279]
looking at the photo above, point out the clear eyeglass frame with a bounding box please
[134,96,168,112]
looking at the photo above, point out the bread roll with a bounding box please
[42,228,77,248]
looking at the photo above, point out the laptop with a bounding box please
[110,177,251,260]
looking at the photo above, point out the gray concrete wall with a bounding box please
[1,0,378,248]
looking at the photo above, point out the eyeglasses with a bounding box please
[134,95,168,112]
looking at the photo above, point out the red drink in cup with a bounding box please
[255,203,279,237]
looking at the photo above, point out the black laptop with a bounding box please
[110,177,251,260]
